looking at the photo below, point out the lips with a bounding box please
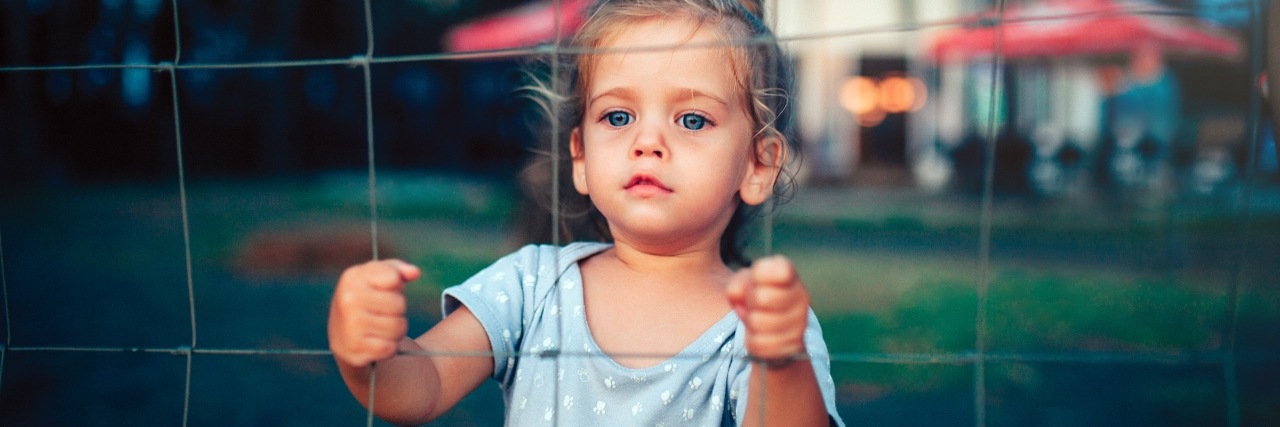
[625,174,672,193]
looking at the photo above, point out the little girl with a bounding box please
[328,0,844,425]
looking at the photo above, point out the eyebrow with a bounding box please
[588,86,731,108]
[588,87,636,107]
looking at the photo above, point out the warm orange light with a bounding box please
[839,76,879,116]
[878,76,927,113]
[879,77,914,113]
[839,75,929,127]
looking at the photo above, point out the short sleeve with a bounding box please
[441,246,537,381]
[440,243,610,383]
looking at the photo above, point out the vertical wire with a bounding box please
[757,4,779,424]
[1221,2,1267,426]
[753,197,771,418]
[550,2,565,425]
[366,363,377,427]
[550,8,563,250]
[761,0,779,259]
[360,1,379,426]
[167,1,195,425]
[0,229,9,393]
[974,2,1007,426]
[362,0,378,263]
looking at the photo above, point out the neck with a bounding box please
[609,238,733,283]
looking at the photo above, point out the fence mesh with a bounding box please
[1,0,1278,425]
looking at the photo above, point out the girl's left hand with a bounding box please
[725,255,810,364]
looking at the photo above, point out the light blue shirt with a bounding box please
[444,242,845,426]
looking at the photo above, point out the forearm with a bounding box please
[337,337,442,426]
[741,359,829,427]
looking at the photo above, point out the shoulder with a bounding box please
[519,241,611,267]
[443,242,610,310]
[504,241,609,264]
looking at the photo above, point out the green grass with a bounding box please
[5,176,1279,425]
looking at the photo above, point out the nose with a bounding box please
[629,120,667,160]
[632,146,665,159]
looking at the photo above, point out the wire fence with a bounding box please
[1,0,1278,425]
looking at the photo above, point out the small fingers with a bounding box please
[341,259,420,292]
[734,255,812,362]
[738,303,809,333]
[331,259,418,367]
[384,259,422,282]
[332,311,406,366]
[739,307,809,362]
[725,270,752,304]
[363,289,407,317]
[747,256,809,312]
[725,270,753,320]
[363,260,412,291]
[354,337,401,365]
[360,315,409,341]
[750,255,799,289]
[744,333,806,361]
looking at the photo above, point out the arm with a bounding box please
[328,260,494,426]
[726,256,830,427]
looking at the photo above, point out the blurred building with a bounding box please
[0,0,540,186]
[775,0,1261,198]
[2,0,1266,197]
[775,0,964,185]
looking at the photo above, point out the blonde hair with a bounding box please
[574,0,787,154]
[520,0,794,266]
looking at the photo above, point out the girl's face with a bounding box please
[571,16,780,254]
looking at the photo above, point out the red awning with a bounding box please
[444,0,593,52]
[929,0,1240,62]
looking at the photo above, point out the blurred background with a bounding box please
[1,0,1278,425]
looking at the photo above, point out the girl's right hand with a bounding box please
[328,259,421,368]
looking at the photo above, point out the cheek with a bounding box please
[581,149,616,185]
[701,148,752,198]
[731,143,756,178]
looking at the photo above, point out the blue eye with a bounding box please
[605,111,633,127]
[679,113,708,130]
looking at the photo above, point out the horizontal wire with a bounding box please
[0,3,1249,415]
[2,346,324,356]
[4,344,1276,365]
[0,4,1204,74]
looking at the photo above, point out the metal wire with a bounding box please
[549,2,566,425]
[1220,2,1269,426]
[4,344,1278,364]
[0,229,8,393]
[0,2,1269,426]
[973,1,1007,425]
[0,3,1215,75]
[162,1,195,426]
[358,1,380,426]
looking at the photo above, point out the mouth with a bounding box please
[625,174,672,192]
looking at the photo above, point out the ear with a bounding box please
[570,127,590,195]
[739,135,784,206]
